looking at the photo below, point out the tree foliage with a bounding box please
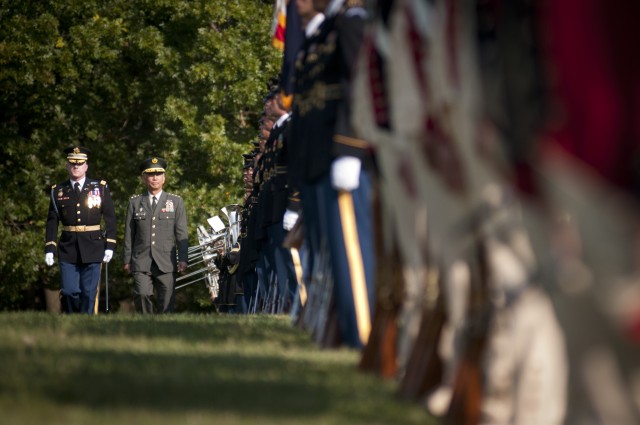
[0,0,280,310]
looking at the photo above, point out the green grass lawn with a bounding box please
[0,312,435,425]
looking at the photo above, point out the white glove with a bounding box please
[103,249,113,263]
[283,209,299,231]
[330,156,361,191]
[45,253,54,267]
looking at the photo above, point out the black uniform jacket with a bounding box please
[271,115,301,218]
[289,5,372,184]
[45,178,117,263]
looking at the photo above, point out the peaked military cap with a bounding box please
[243,153,255,169]
[64,146,91,164]
[263,80,280,102]
[140,156,167,174]
[266,76,280,91]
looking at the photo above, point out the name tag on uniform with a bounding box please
[135,208,147,220]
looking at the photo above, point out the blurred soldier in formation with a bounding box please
[281,0,327,323]
[261,87,299,313]
[289,0,376,348]
[270,92,302,312]
[238,88,283,313]
[45,146,116,314]
[530,1,640,423]
[237,150,259,311]
[238,152,259,310]
[252,87,279,312]
[350,0,569,423]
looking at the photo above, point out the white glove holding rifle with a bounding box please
[331,156,361,192]
[283,209,299,231]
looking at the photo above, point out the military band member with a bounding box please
[238,153,260,311]
[123,157,189,314]
[45,146,117,314]
[236,154,257,311]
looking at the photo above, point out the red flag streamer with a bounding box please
[271,0,286,50]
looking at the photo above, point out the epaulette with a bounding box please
[100,180,107,185]
[166,192,182,198]
[130,194,143,199]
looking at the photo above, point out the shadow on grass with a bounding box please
[0,313,432,424]
[71,314,308,347]
[1,348,333,417]
[0,315,395,423]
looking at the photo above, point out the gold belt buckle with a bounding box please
[76,225,85,232]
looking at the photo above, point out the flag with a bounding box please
[271,0,287,50]
[279,0,304,109]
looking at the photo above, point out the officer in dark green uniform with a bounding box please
[123,157,189,314]
[45,146,117,314]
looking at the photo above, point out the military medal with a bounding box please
[87,188,102,208]
[164,199,174,213]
